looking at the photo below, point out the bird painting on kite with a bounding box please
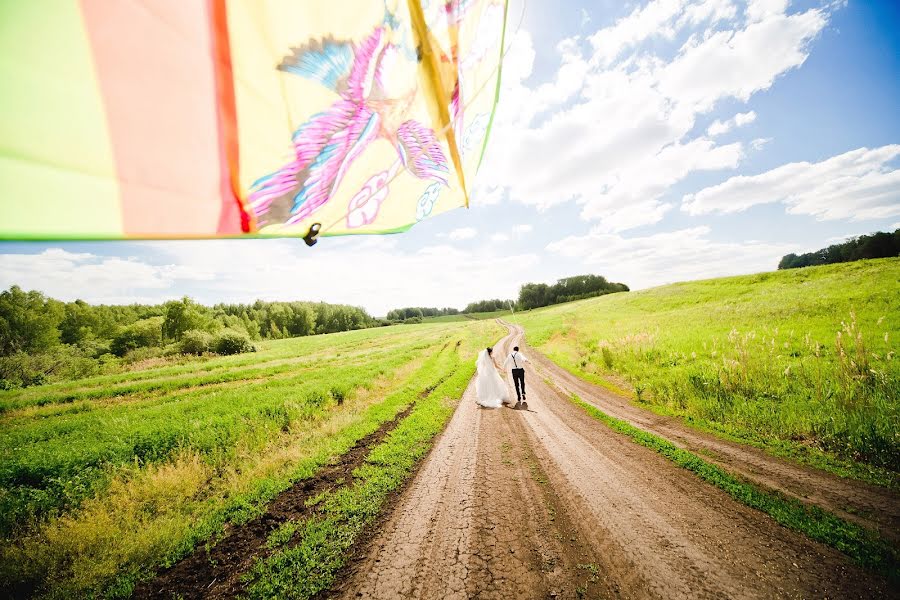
[248,24,453,230]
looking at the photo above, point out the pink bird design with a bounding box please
[249,27,451,227]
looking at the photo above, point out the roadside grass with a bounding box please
[0,320,503,599]
[510,259,900,479]
[242,333,483,599]
[568,392,899,579]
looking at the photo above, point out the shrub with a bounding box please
[110,317,164,357]
[76,337,111,359]
[0,347,99,387]
[180,329,213,355]
[120,346,168,365]
[214,329,255,355]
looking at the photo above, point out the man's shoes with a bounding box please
[513,401,522,410]
[520,401,528,410]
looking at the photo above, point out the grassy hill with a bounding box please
[509,258,899,481]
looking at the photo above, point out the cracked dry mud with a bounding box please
[334,325,893,599]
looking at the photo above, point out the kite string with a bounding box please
[316,0,528,237]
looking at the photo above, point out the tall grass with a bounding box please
[511,259,900,475]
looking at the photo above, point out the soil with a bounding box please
[131,403,416,600]
[331,324,894,599]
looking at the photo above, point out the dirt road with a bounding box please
[334,325,893,599]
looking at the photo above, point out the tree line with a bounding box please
[0,287,373,388]
[778,229,899,270]
[517,274,629,310]
[387,274,629,320]
[385,307,460,322]
[463,299,513,313]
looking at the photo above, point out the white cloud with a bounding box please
[707,110,757,136]
[547,226,793,289]
[447,227,478,240]
[588,0,737,67]
[746,0,788,23]
[0,249,216,301]
[0,240,541,316]
[580,8,591,28]
[751,137,772,150]
[682,145,900,221]
[490,233,511,242]
[472,183,505,206]
[513,224,533,235]
[658,8,827,112]
[479,0,832,233]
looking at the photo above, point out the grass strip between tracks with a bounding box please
[568,392,899,580]
[242,347,478,599]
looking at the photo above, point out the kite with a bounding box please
[0,0,508,244]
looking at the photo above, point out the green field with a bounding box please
[510,258,899,481]
[417,310,512,324]
[0,320,503,598]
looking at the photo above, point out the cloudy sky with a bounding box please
[2,0,899,316]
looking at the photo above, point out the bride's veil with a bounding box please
[476,349,489,373]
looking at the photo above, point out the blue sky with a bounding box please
[1,0,898,316]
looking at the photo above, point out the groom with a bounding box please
[503,346,528,409]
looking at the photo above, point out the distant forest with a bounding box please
[464,299,514,313]
[0,288,373,388]
[385,307,460,321]
[387,274,630,321]
[778,229,899,270]
[517,274,629,310]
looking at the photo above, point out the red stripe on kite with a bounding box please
[210,0,252,234]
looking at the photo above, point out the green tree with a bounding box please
[59,299,100,345]
[162,297,212,341]
[0,286,64,355]
[110,317,164,356]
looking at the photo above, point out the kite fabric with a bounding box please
[0,0,508,240]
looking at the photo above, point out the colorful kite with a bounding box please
[0,0,508,243]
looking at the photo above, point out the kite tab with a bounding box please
[303,223,322,247]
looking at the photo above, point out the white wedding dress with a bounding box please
[475,350,508,408]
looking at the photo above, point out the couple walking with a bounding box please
[475,346,528,410]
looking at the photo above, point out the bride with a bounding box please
[475,347,508,408]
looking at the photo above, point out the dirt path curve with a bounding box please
[335,325,890,599]
[523,324,900,544]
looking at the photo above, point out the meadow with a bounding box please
[510,258,899,481]
[0,319,503,598]
[419,310,512,324]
